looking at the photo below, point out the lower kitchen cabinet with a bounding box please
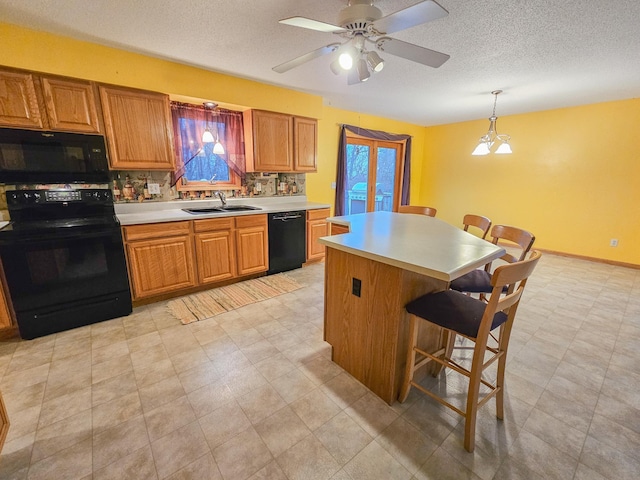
[0,277,14,332]
[124,222,196,300]
[194,218,237,284]
[235,215,269,275]
[307,208,330,262]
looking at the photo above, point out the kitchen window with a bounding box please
[170,102,246,190]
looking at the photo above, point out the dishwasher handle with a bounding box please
[272,213,303,221]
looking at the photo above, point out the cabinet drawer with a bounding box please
[307,208,329,221]
[194,217,234,233]
[123,221,191,241]
[234,214,267,229]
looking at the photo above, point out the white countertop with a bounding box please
[115,195,330,226]
[321,211,504,282]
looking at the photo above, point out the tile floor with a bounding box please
[0,253,639,480]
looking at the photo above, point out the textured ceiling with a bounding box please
[1,0,639,126]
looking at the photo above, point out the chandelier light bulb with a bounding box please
[339,51,354,70]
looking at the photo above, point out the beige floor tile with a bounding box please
[91,370,138,407]
[237,383,287,424]
[376,417,438,475]
[92,414,150,471]
[344,391,399,437]
[0,431,34,479]
[198,399,251,450]
[144,395,196,442]
[212,427,272,480]
[91,352,133,385]
[343,440,411,480]
[31,409,92,463]
[255,405,311,457]
[253,352,297,382]
[92,391,143,435]
[523,408,586,459]
[580,435,640,480]
[165,452,221,480]
[177,360,221,393]
[290,388,341,431]
[27,437,92,480]
[507,429,578,480]
[93,444,158,480]
[276,434,340,480]
[138,375,185,413]
[38,386,91,429]
[187,378,234,418]
[150,420,210,479]
[315,411,373,466]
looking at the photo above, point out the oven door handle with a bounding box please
[0,226,121,245]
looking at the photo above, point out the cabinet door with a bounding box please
[195,230,237,284]
[0,280,14,331]
[40,76,101,133]
[293,116,317,172]
[99,85,175,170]
[126,235,196,299]
[235,215,268,275]
[0,70,43,128]
[249,110,293,172]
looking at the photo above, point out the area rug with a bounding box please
[167,273,304,325]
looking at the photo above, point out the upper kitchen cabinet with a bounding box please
[40,76,102,133]
[244,109,317,172]
[0,67,102,133]
[293,116,317,172]
[0,69,43,129]
[99,85,175,170]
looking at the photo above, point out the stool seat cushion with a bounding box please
[450,270,508,294]
[406,290,508,338]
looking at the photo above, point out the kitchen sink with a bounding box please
[182,205,261,214]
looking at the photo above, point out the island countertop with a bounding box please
[115,195,330,226]
[321,211,504,282]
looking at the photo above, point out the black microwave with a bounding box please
[0,128,110,184]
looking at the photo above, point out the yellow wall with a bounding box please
[2,22,638,265]
[423,100,640,265]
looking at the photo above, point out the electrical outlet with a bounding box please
[610,238,618,247]
[331,182,336,189]
[148,183,161,194]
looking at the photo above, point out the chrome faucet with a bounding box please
[214,190,227,206]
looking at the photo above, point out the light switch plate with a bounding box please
[148,183,161,194]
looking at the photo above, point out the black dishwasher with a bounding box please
[267,211,306,275]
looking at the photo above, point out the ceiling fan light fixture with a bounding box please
[356,58,370,82]
[338,49,355,70]
[366,51,384,72]
[472,90,513,156]
[330,58,342,75]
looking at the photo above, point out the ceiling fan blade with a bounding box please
[273,43,342,73]
[279,16,347,33]
[373,0,448,35]
[376,37,450,68]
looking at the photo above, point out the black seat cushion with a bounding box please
[450,269,508,294]
[406,290,508,339]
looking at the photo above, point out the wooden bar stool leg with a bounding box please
[463,341,487,452]
[399,314,420,402]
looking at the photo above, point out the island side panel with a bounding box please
[324,246,447,404]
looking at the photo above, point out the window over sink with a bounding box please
[170,102,246,190]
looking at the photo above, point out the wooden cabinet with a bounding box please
[235,215,269,275]
[330,223,350,235]
[293,116,318,172]
[194,218,237,284]
[0,389,9,455]
[0,68,101,133]
[244,109,317,172]
[40,76,101,133]
[307,208,330,262]
[124,222,196,300]
[0,69,43,128]
[0,277,14,331]
[99,85,175,170]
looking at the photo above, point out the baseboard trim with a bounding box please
[535,248,640,270]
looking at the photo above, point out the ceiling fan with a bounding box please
[272,0,450,84]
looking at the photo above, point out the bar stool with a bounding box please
[398,205,437,217]
[463,214,491,239]
[450,225,535,298]
[399,251,542,452]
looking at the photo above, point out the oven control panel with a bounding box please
[7,189,113,206]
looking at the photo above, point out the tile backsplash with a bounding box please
[109,171,306,203]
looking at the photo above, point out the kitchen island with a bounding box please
[319,211,504,404]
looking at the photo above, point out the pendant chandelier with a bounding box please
[471,90,512,156]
